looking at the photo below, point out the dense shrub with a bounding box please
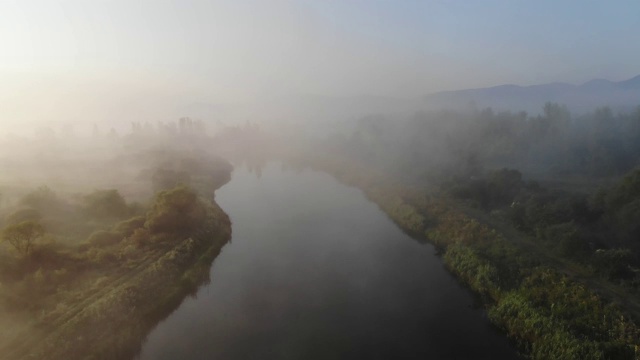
[83,189,129,220]
[444,244,500,300]
[1,220,44,256]
[114,216,146,237]
[489,291,604,360]
[145,186,206,236]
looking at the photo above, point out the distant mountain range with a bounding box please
[178,75,640,127]
[424,75,640,115]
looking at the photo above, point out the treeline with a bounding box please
[340,103,640,180]
[128,117,208,139]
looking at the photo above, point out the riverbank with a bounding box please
[299,153,640,359]
[1,193,231,360]
[0,155,233,360]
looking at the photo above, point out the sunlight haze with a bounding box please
[4,2,640,360]
[2,0,640,130]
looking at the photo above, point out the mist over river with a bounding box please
[138,163,519,359]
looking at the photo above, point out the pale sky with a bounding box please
[1,0,640,130]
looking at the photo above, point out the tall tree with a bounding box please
[2,221,44,256]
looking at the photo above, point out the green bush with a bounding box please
[128,228,151,247]
[114,216,146,237]
[144,186,206,236]
[489,291,605,360]
[83,189,129,220]
[2,220,45,256]
[444,244,501,300]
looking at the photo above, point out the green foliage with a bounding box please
[489,291,604,360]
[518,269,640,359]
[128,228,151,247]
[490,269,640,360]
[114,216,146,237]
[599,170,640,245]
[605,168,640,209]
[2,220,44,256]
[0,149,235,360]
[444,244,500,300]
[145,186,206,236]
[83,189,129,220]
[365,188,427,237]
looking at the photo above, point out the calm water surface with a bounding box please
[139,163,520,359]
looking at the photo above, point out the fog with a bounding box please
[3,1,640,134]
[3,1,640,360]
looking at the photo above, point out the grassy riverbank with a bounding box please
[3,198,230,360]
[0,188,231,360]
[0,151,233,360]
[301,153,640,359]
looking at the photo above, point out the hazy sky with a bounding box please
[1,0,640,130]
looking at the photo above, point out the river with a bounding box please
[138,163,520,359]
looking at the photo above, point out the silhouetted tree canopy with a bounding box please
[2,220,44,256]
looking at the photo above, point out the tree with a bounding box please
[145,186,206,236]
[83,189,128,219]
[2,221,44,256]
